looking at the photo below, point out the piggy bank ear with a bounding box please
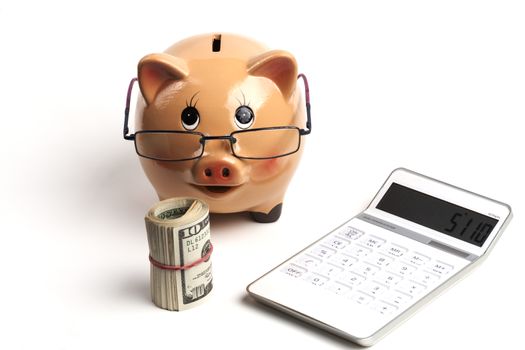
[137,53,188,105]
[247,50,298,99]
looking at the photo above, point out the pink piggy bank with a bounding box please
[123,33,311,222]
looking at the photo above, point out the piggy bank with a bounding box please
[123,33,311,222]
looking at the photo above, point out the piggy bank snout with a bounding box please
[192,158,245,185]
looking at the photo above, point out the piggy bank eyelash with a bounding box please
[234,105,255,129]
[186,91,200,108]
[235,90,250,107]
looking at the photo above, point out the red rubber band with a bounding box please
[149,243,213,271]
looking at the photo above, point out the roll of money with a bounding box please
[145,198,213,311]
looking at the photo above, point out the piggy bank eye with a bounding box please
[181,106,200,130]
[234,106,254,129]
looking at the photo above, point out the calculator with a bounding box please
[247,168,512,346]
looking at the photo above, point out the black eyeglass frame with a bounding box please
[123,74,312,161]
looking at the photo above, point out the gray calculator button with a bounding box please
[388,261,417,277]
[396,280,427,296]
[280,264,307,278]
[329,253,358,269]
[373,301,398,315]
[406,252,430,266]
[360,281,389,297]
[339,271,366,287]
[345,244,372,258]
[326,281,352,296]
[384,290,413,306]
[367,253,394,267]
[383,243,408,258]
[352,262,381,278]
[339,226,365,240]
[414,270,440,286]
[374,271,403,287]
[310,245,336,260]
[305,273,329,287]
[295,254,322,268]
[430,261,454,276]
[324,236,351,250]
[317,263,344,277]
[360,235,386,249]
[351,291,375,305]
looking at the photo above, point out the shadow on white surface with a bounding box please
[83,146,264,234]
[71,149,156,231]
[117,271,151,306]
[210,212,254,229]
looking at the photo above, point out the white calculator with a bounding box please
[247,168,512,346]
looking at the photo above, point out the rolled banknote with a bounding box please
[145,198,213,311]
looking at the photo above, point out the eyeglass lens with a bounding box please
[232,128,300,159]
[135,132,203,161]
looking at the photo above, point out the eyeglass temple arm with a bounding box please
[297,74,312,136]
[123,77,138,140]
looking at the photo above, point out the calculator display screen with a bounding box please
[376,183,498,247]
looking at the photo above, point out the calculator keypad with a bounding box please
[283,223,461,317]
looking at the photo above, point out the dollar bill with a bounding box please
[179,215,213,304]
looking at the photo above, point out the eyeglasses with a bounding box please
[123,74,312,161]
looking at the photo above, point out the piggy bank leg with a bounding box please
[249,203,283,223]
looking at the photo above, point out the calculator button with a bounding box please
[373,301,398,315]
[295,254,322,268]
[414,270,440,286]
[360,281,389,297]
[339,226,365,240]
[305,273,329,287]
[384,291,413,306]
[317,263,344,277]
[309,245,336,260]
[405,252,430,266]
[396,280,427,296]
[339,271,366,287]
[367,253,394,268]
[352,262,381,278]
[326,281,352,296]
[374,271,403,287]
[360,235,386,249]
[329,253,358,269]
[323,236,350,250]
[280,264,307,278]
[383,244,408,258]
[430,261,454,276]
[351,292,375,305]
[388,261,417,277]
[344,244,372,258]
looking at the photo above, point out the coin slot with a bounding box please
[212,34,222,52]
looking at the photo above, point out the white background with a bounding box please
[1,1,524,349]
